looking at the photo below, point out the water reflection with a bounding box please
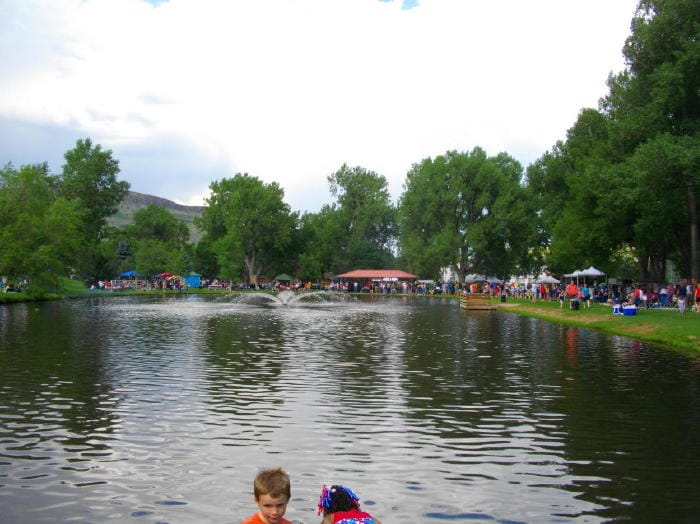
[0,295,699,523]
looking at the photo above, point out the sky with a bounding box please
[0,0,639,213]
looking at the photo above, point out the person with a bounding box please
[581,284,591,308]
[565,280,578,299]
[317,484,382,524]
[241,468,292,524]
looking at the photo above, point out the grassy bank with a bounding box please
[495,297,700,354]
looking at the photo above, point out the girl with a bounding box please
[317,485,382,524]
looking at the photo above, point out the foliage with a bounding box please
[0,163,82,295]
[296,206,345,280]
[122,204,191,276]
[294,164,397,280]
[399,148,535,281]
[529,0,700,281]
[56,138,130,282]
[196,174,296,285]
[328,164,397,270]
[602,0,700,279]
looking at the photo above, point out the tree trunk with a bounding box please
[244,253,259,288]
[638,250,665,283]
[686,176,698,281]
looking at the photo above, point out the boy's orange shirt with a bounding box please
[240,512,292,524]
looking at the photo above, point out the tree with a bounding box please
[124,204,191,277]
[399,148,533,281]
[57,138,130,282]
[526,109,631,275]
[0,163,81,294]
[601,0,700,280]
[528,0,699,281]
[296,206,347,280]
[325,164,397,271]
[196,174,296,285]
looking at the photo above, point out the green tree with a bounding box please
[526,109,630,275]
[296,207,347,280]
[196,174,296,285]
[529,0,699,281]
[399,148,533,281]
[0,163,81,294]
[57,138,130,282]
[125,204,191,277]
[601,0,700,280]
[325,164,397,271]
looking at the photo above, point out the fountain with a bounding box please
[233,289,348,306]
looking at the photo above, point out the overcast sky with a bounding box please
[0,0,638,212]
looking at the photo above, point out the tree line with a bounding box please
[1,0,697,295]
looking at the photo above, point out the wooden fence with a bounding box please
[459,292,496,310]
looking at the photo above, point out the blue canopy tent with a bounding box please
[119,270,142,278]
[183,272,201,288]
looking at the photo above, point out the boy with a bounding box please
[241,467,292,524]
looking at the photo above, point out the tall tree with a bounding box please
[57,138,130,282]
[526,109,630,275]
[529,0,699,281]
[325,164,397,271]
[601,0,700,280]
[399,148,533,281]
[0,163,81,294]
[196,174,296,285]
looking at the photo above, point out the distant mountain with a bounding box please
[109,191,206,242]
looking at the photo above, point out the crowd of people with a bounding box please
[92,272,700,313]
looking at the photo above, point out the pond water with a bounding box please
[0,294,699,523]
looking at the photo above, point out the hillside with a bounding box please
[109,191,206,242]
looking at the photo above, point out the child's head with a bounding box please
[253,468,291,523]
[317,484,361,515]
[254,467,291,500]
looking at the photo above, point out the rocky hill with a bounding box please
[109,191,206,241]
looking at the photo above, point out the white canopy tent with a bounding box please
[581,266,605,277]
[564,266,606,284]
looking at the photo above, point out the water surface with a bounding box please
[1,294,699,523]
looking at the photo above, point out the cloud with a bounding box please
[0,0,637,212]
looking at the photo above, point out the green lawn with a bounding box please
[496,297,700,354]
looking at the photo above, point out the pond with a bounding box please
[0,294,699,523]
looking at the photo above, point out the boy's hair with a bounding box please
[254,468,291,500]
[318,485,360,515]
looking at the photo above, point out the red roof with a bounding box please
[335,269,417,279]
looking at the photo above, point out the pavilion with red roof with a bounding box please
[335,269,417,281]
[335,269,417,292]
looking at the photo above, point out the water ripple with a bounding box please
[0,295,698,522]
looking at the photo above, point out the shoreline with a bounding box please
[490,297,699,354]
[2,288,698,353]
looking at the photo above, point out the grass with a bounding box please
[495,297,700,354]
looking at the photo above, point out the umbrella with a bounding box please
[159,272,173,278]
[536,275,560,284]
[274,273,293,281]
[119,270,141,278]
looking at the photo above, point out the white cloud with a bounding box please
[0,0,637,211]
